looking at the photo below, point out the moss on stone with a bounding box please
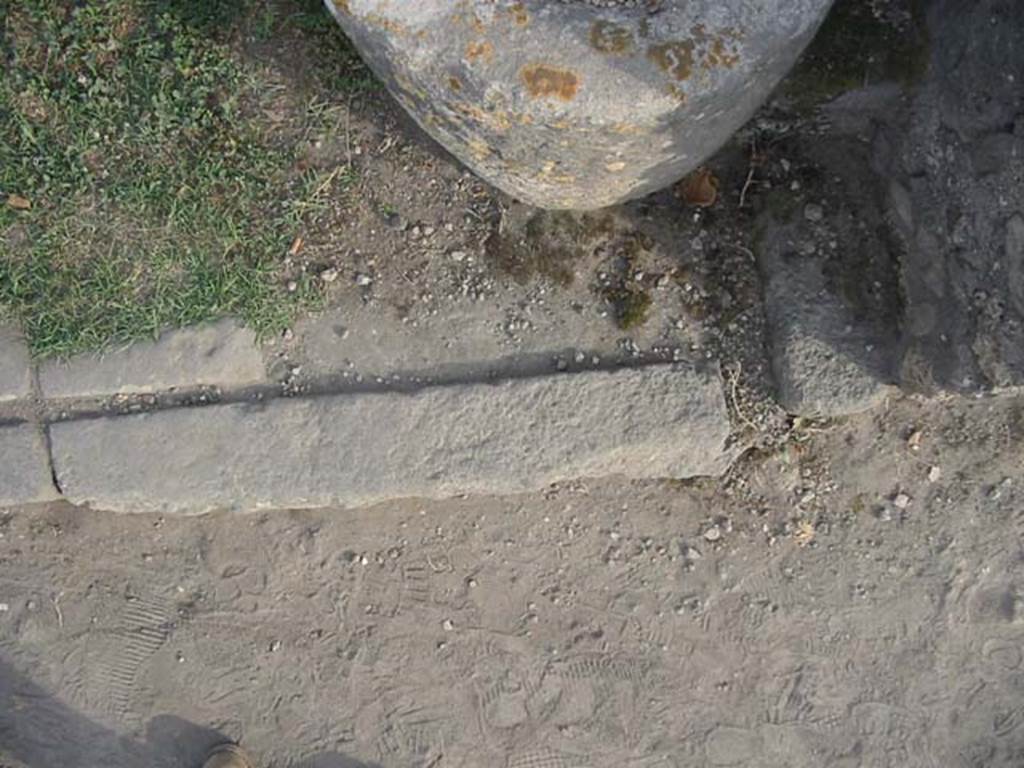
[604,285,653,330]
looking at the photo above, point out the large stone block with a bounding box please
[50,364,736,513]
[39,319,266,399]
[325,0,833,209]
[0,325,33,403]
[0,425,58,507]
[758,217,898,418]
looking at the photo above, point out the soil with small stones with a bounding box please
[2,394,1024,768]
[4,1,1024,767]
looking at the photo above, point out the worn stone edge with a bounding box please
[0,424,60,507]
[48,365,740,514]
[0,324,34,403]
[37,320,268,399]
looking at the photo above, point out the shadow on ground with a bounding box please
[0,658,377,768]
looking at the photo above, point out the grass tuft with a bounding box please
[0,0,373,357]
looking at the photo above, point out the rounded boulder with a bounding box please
[325,0,834,209]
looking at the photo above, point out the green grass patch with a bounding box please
[0,0,372,357]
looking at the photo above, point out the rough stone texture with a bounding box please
[0,425,57,507]
[39,319,266,399]
[758,216,898,417]
[51,364,735,513]
[0,325,33,403]
[879,0,1024,394]
[324,0,834,209]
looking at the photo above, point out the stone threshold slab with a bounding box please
[0,325,33,403]
[39,319,266,399]
[0,425,59,507]
[50,364,735,514]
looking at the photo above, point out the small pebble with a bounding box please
[893,492,912,510]
[703,526,722,542]
[804,203,825,223]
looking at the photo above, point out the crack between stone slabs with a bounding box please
[27,349,63,497]
[41,423,63,496]
[0,353,64,500]
[36,351,719,427]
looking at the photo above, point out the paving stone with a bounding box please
[39,319,266,399]
[0,425,58,507]
[758,217,898,418]
[0,325,33,402]
[50,364,735,513]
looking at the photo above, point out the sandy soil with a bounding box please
[2,393,1023,768]
[3,1,1023,766]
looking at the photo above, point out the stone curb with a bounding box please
[38,319,266,399]
[0,425,59,507]
[50,364,736,514]
[0,324,33,403]
[758,218,897,417]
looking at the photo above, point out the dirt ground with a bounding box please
[2,393,1024,768]
[3,1,1024,766]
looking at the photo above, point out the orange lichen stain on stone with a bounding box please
[451,7,487,34]
[451,101,512,133]
[448,76,463,92]
[611,122,643,135]
[703,37,740,70]
[666,83,688,103]
[465,40,494,64]
[491,110,513,131]
[508,3,529,27]
[605,161,627,172]
[454,101,488,122]
[690,24,741,71]
[331,0,349,13]
[468,138,492,160]
[590,20,634,55]
[647,41,695,81]
[521,64,580,101]
[363,13,406,35]
[536,162,575,185]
